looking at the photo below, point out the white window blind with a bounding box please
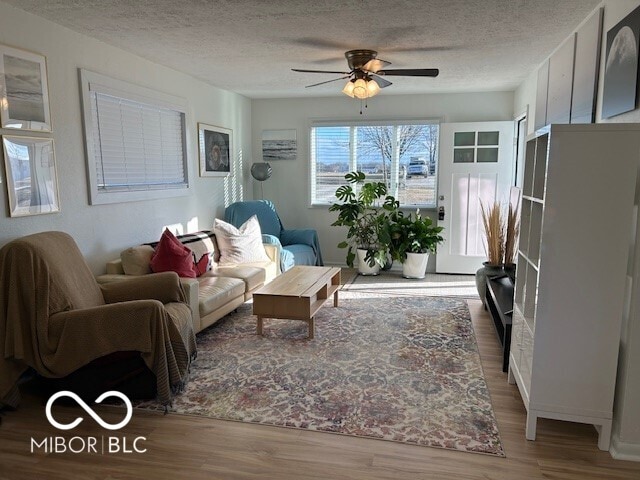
[90,93,187,192]
[310,126,352,204]
[80,69,190,205]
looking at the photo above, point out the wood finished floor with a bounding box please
[1,271,640,479]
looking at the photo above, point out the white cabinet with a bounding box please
[507,123,640,450]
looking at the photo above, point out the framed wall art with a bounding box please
[602,5,640,119]
[534,60,549,130]
[262,129,297,161]
[199,123,232,177]
[570,8,603,124]
[546,33,575,124]
[2,135,60,216]
[0,45,52,131]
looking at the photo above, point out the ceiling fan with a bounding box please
[292,49,439,99]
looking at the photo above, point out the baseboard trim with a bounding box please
[610,435,640,462]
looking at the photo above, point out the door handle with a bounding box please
[438,206,445,221]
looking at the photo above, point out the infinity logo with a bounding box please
[45,391,133,431]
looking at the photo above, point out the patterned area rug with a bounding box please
[136,295,504,456]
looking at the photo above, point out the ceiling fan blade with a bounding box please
[385,46,457,53]
[370,75,392,88]
[292,68,351,75]
[362,58,391,73]
[305,76,351,88]
[377,68,439,77]
[290,37,352,50]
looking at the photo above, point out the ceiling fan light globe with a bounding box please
[342,80,356,98]
[353,78,368,99]
[366,79,380,97]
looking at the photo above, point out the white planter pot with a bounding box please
[357,248,380,276]
[402,252,429,279]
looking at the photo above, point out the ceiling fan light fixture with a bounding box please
[295,49,439,104]
[344,77,380,100]
[366,78,380,97]
[352,78,368,99]
[342,80,356,98]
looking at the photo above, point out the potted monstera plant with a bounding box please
[389,209,444,279]
[330,171,398,275]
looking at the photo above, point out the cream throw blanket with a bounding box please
[0,231,196,408]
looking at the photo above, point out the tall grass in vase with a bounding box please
[480,201,504,267]
[504,201,520,280]
[476,200,507,303]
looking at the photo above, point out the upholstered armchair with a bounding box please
[224,200,323,272]
[0,231,196,408]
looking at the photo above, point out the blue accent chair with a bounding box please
[224,200,323,273]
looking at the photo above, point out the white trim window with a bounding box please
[310,121,439,207]
[80,69,190,205]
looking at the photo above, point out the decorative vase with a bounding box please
[402,252,430,279]
[475,262,504,305]
[504,262,516,282]
[357,248,380,276]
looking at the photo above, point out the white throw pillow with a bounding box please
[213,215,270,265]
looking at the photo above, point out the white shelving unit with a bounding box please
[508,123,640,450]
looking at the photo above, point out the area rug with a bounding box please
[343,271,479,299]
[136,295,504,456]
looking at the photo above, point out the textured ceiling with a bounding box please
[6,0,601,98]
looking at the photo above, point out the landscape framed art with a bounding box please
[262,129,297,161]
[0,45,52,131]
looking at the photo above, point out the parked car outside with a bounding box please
[407,158,429,177]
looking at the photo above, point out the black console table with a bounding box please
[485,275,514,372]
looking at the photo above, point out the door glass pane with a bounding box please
[477,147,499,162]
[396,124,439,207]
[478,131,499,145]
[454,148,475,163]
[454,132,475,146]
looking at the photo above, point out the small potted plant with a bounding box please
[330,171,397,275]
[389,209,444,279]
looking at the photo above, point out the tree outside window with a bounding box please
[311,122,439,207]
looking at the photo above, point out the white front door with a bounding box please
[436,121,515,274]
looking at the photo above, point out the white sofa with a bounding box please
[96,230,279,333]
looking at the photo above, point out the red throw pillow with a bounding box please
[150,229,197,278]
[194,254,209,276]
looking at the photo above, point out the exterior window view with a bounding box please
[311,123,438,206]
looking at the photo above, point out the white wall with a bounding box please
[252,92,514,268]
[513,71,537,134]
[512,0,640,459]
[0,1,252,273]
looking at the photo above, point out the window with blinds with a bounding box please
[80,69,189,205]
[310,122,439,207]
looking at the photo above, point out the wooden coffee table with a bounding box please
[252,266,341,339]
